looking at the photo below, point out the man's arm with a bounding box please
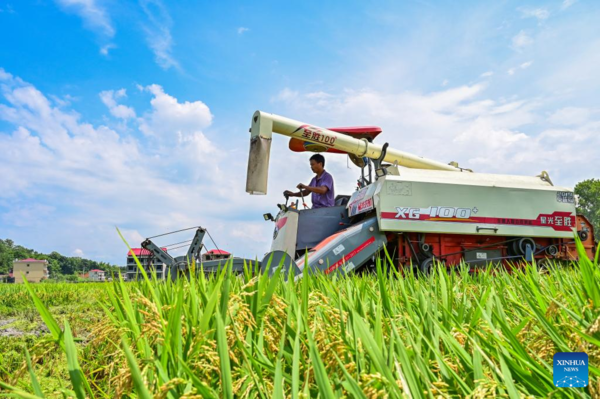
[284,188,311,197]
[297,183,328,195]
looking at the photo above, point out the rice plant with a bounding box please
[0,237,598,398]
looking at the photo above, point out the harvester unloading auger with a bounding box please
[246,110,596,277]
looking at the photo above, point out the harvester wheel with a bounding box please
[545,245,559,256]
[419,257,434,276]
[518,238,536,256]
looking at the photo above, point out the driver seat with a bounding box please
[334,195,350,207]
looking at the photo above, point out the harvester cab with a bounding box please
[247,111,596,278]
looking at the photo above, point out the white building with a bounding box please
[89,269,106,282]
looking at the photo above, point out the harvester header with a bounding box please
[246,110,462,195]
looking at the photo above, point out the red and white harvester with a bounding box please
[246,111,596,277]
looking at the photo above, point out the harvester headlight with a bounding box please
[375,168,387,178]
[263,213,275,222]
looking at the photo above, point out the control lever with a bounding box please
[299,188,309,209]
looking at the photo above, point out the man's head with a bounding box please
[310,154,325,174]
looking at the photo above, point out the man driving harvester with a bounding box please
[284,154,335,209]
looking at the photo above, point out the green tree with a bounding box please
[575,178,600,237]
[0,239,119,277]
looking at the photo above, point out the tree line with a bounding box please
[575,179,600,238]
[0,238,122,278]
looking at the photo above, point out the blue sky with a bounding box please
[1,0,599,265]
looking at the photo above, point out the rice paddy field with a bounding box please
[0,241,599,398]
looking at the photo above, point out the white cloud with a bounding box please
[72,248,85,257]
[273,84,599,185]
[138,84,212,137]
[119,229,145,246]
[520,61,533,69]
[1,199,55,227]
[548,107,591,126]
[561,0,577,10]
[139,0,179,70]
[0,71,283,263]
[507,61,533,76]
[0,68,13,81]
[237,27,249,35]
[518,7,550,21]
[99,89,136,119]
[480,71,494,78]
[99,43,116,56]
[512,30,534,51]
[55,0,115,38]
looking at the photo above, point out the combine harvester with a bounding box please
[246,111,596,277]
[142,111,596,279]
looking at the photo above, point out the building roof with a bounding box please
[16,258,47,263]
[90,269,104,272]
[128,248,168,256]
[206,249,230,255]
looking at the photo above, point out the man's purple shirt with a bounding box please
[309,170,335,208]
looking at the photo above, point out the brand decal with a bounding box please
[348,186,375,217]
[556,191,575,204]
[292,124,337,147]
[357,198,374,212]
[332,244,345,256]
[394,206,474,220]
[381,207,575,232]
[325,236,375,274]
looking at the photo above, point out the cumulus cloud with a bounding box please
[273,84,599,185]
[0,70,278,264]
[72,248,85,257]
[138,84,212,136]
[99,89,136,119]
[139,0,179,70]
